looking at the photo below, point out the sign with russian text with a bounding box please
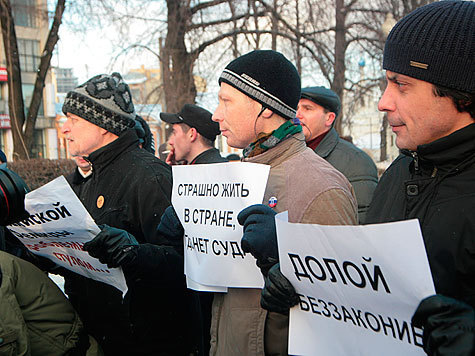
[172,162,269,290]
[7,176,127,295]
[275,212,435,356]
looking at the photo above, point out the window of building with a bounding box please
[22,83,43,116]
[11,0,36,28]
[31,129,45,158]
[18,39,40,72]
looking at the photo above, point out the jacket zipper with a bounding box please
[411,151,419,173]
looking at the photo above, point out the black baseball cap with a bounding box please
[160,104,220,141]
[301,86,341,117]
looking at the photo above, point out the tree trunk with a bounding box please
[163,0,197,115]
[24,0,66,153]
[0,0,28,160]
[271,0,278,50]
[332,0,347,135]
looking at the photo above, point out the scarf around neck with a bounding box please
[243,120,302,158]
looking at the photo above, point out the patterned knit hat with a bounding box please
[219,50,301,120]
[383,1,475,94]
[62,72,136,135]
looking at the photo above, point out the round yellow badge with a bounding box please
[97,195,105,209]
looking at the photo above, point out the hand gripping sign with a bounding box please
[7,176,127,295]
[275,212,435,356]
[172,162,270,291]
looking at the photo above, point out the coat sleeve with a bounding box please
[300,188,358,225]
[135,168,173,243]
[123,165,185,285]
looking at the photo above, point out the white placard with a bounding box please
[7,176,127,295]
[172,162,269,289]
[186,276,227,293]
[275,212,435,356]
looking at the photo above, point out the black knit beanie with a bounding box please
[219,50,301,120]
[383,0,475,94]
[62,72,136,135]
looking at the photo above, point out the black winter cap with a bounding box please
[219,50,301,120]
[301,86,341,117]
[383,0,475,94]
[160,104,220,141]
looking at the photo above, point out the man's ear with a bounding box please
[189,127,198,142]
[261,108,274,119]
[325,112,336,128]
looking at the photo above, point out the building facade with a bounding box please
[0,0,59,160]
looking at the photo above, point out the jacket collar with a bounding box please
[86,129,140,172]
[313,127,339,158]
[190,148,223,164]
[244,131,307,167]
[402,123,475,173]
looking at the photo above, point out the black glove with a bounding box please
[238,204,278,275]
[261,263,300,315]
[83,225,139,268]
[157,206,184,242]
[412,294,475,356]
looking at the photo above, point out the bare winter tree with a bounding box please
[74,1,269,115]
[256,0,388,134]
[0,0,66,160]
[259,0,434,161]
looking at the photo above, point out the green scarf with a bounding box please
[243,120,302,158]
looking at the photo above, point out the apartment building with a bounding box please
[0,0,58,160]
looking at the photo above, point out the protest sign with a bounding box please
[7,176,127,295]
[275,212,435,356]
[172,162,269,290]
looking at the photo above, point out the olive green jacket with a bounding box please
[0,251,102,356]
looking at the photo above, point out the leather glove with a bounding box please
[83,225,139,268]
[157,205,184,242]
[238,204,278,275]
[261,263,300,315]
[412,294,475,356]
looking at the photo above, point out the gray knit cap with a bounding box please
[62,72,136,135]
[383,1,475,94]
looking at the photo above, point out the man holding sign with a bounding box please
[241,2,475,355]
[60,72,195,355]
[365,1,475,354]
[209,50,357,355]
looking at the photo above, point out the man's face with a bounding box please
[296,98,333,141]
[378,71,472,150]
[168,123,192,162]
[61,113,107,156]
[213,83,262,149]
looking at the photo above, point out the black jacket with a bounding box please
[314,128,378,223]
[365,123,475,308]
[190,147,227,165]
[63,129,195,355]
[65,167,91,197]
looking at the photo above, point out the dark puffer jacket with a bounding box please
[63,129,196,355]
[365,123,475,308]
[314,127,378,223]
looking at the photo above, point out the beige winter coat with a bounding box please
[210,132,357,355]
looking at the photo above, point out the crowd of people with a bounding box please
[0,1,473,355]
